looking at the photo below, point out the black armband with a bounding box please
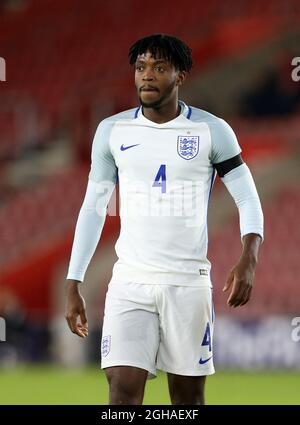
[213,154,244,178]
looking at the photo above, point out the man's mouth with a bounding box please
[140,85,159,92]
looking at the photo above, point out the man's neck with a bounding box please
[142,99,181,124]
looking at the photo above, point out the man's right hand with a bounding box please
[65,280,88,338]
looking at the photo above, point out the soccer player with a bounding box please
[65,34,264,405]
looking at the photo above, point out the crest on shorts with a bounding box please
[101,335,111,357]
[177,136,199,160]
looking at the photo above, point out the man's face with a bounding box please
[135,51,185,108]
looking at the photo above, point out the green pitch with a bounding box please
[0,366,299,404]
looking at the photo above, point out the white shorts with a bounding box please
[101,280,215,379]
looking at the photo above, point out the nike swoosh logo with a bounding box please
[199,356,212,365]
[120,143,140,151]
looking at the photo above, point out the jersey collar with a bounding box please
[134,100,191,121]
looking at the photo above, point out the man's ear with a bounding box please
[176,71,187,87]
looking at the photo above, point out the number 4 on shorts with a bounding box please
[201,322,212,352]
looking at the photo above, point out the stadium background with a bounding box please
[0,0,299,404]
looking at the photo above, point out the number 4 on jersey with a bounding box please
[152,164,166,193]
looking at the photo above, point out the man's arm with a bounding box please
[220,162,264,307]
[66,179,115,282]
[209,118,264,308]
[65,119,117,336]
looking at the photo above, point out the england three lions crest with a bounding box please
[101,335,111,357]
[177,136,199,160]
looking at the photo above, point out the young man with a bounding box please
[65,34,263,405]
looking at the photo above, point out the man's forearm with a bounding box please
[66,206,104,282]
[222,163,264,242]
[66,279,82,292]
[241,233,262,266]
[66,180,114,283]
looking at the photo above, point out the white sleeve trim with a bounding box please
[221,163,264,241]
[66,179,115,282]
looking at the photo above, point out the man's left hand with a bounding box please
[223,256,257,307]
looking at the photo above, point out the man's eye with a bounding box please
[136,66,144,71]
[155,67,164,72]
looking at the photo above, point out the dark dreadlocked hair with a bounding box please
[129,34,193,73]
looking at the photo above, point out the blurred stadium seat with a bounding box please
[1,0,299,159]
[210,183,300,317]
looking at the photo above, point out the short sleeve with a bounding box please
[88,119,118,184]
[209,118,242,165]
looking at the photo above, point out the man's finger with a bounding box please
[227,279,244,306]
[223,271,234,292]
[232,283,252,307]
[66,313,86,337]
[69,314,79,333]
[77,323,88,337]
[65,314,76,333]
[73,323,87,338]
[231,285,248,307]
[240,286,252,306]
[75,327,87,338]
[80,310,88,327]
[226,278,238,305]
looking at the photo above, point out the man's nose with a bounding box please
[142,70,154,81]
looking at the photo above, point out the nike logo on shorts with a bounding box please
[199,356,212,365]
[120,143,140,151]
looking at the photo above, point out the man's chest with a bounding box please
[110,121,212,182]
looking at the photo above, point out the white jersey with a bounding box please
[87,101,242,287]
